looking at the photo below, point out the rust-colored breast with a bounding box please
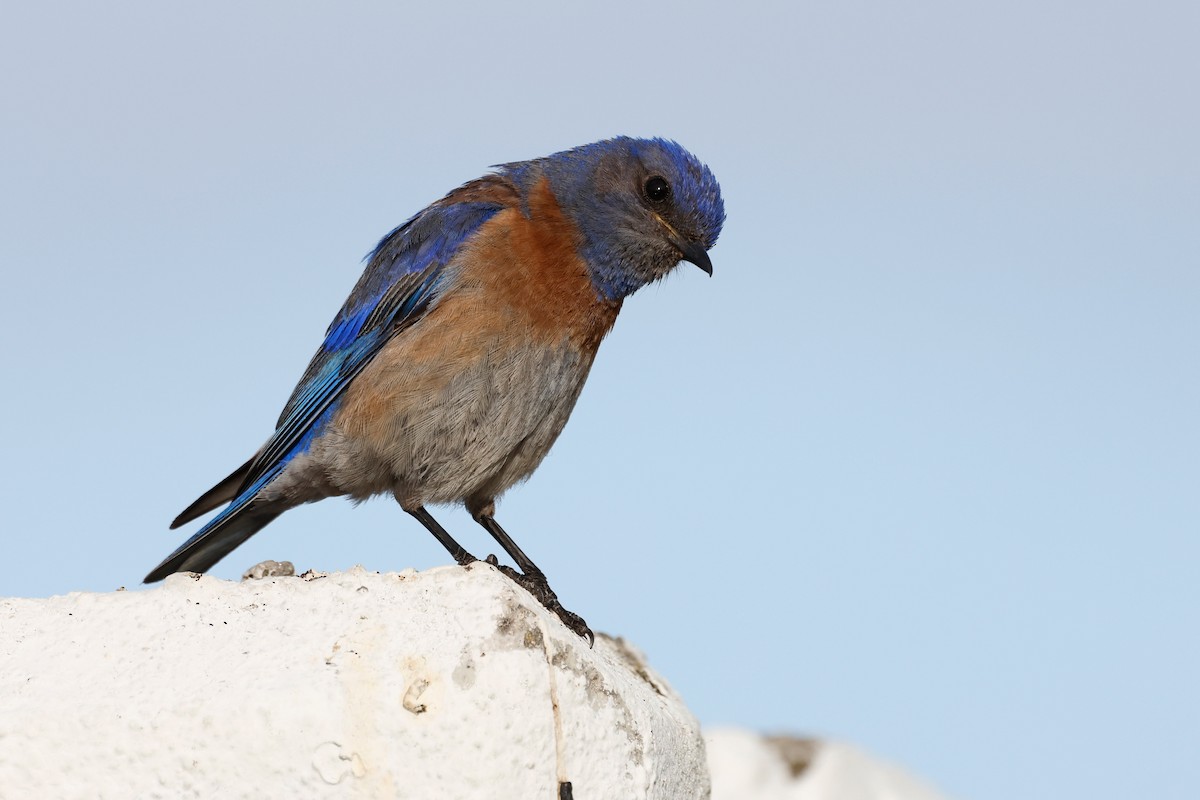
[457,176,622,351]
[336,176,621,440]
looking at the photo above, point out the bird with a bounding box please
[145,137,725,641]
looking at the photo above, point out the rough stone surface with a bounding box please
[0,565,707,800]
[706,728,949,800]
[241,559,295,580]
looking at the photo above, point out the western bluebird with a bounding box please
[145,137,725,641]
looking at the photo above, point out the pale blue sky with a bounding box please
[2,2,1197,798]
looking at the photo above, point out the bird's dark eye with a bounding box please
[644,176,671,204]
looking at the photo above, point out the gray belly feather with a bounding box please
[265,339,595,512]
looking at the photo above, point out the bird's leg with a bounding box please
[405,506,477,567]
[476,514,545,582]
[475,514,593,645]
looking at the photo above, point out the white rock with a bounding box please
[706,727,950,800]
[241,559,295,580]
[0,565,706,800]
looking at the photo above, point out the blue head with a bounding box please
[503,137,725,301]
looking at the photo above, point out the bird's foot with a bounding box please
[494,564,594,647]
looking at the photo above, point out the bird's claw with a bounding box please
[493,564,594,646]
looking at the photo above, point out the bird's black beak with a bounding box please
[676,239,714,275]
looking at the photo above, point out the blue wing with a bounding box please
[145,180,513,582]
[244,193,507,496]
